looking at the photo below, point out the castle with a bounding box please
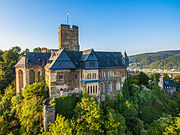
[15,24,129,101]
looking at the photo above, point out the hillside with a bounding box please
[130,50,180,71]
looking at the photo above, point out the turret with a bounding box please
[58,24,79,51]
[122,51,129,66]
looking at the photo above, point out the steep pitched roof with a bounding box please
[47,49,76,69]
[123,51,129,60]
[80,49,98,62]
[66,51,82,68]
[15,52,51,67]
[164,80,178,88]
[15,56,25,67]
[95,51,125,68]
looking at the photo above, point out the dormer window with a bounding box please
[89,62,95,67]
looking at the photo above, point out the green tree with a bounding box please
[0,48,19,92]
[150,73,161,85]
[137,72,149,85]
[23,82,48,100]
[71,94,104,135]
[104,107,126,135]
[163,73,170,80]
[20,96,43,135]
[0,82,16,116]
[148,114,180,135]
[45,114,72,135]
[20,82,48,134]
[0,116,10,135]
[11,46,21,54]
[11,94,23,119]
[33,47,41,52]
[122,79,129,99]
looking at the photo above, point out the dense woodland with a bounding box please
[0,47,180,135]
[130,50,180,71]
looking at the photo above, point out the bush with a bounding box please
[50,93,76,119]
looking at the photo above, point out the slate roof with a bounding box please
[16,49,129,69]
[15,52,51,67]
[95,51,124,68]
[164,80,178,88]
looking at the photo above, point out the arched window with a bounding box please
[108,82,112,92]
[38,71,41,82]
[18,70,23,92]
[116,82,120,90]
[29,70,35,84]
[100,83,104,93]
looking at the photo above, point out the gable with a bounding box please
[50,50,76,69]
[85,50,98,61]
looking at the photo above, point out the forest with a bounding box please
[0,46,180,135]
[130,50,180,71]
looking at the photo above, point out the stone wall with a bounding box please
[15,66,44,94]
[43,98,55,131]
[99,67,127,99]
[48,69,80,98]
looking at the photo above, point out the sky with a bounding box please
[0,0,180,55]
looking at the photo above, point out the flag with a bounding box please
[67,12,71,16]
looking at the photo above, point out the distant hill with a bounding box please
[129,50,180,71]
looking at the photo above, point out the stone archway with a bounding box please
[18,70,23,92]
[38,71,41,82]
[29,70,35,84]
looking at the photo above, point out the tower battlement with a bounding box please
[58,24,79,51]
[59,24,78,31]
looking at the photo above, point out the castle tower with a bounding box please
[58,24,79,51]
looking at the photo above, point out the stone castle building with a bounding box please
[15,24,129,100]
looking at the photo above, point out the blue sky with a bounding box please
[0,0,180,55]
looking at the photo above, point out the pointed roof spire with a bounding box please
[123,51,129,59]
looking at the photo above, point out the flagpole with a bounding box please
[67,14,68,25]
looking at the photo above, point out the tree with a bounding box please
[20,96,43,135]
[20,82,48,134]
[0,48,19,92]
[0,49,3,61]
[148,114,180,135]
[33,47,41,52]
[163,73,170,80]
[11,46,21,54]
[23,82,48,100]
[0,116,9,135]
[104,108,126,135]
[122,79,129,99]
[11,94,23,119]
[150,73,161,85]
[71,94,104,135]
[45,114,72,135]
[137,72,149,85]
[0,83,16,116]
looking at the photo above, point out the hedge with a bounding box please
[50,93,76,118]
